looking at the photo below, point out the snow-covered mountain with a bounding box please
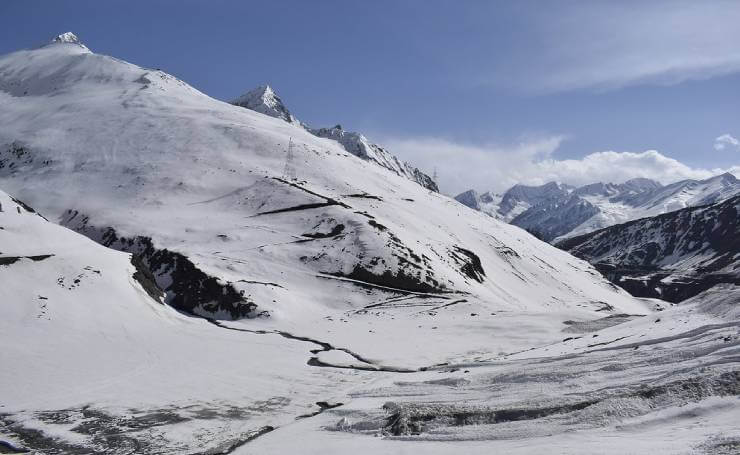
[0,33,643,323]
[230,85,438,191]
[456,174,740,241]
[558,194,740,302]
[2,33,737,454]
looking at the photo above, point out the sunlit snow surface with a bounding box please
[0,39,738,454]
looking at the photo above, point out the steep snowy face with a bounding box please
[621,177,662,193]
[230,84,302,125]
[231,86,439,192]
[499,182,572,219]
[511,195,600,241]
[0,189,171,389]
[620,172,740,210]
[456,182,574,230]
[454,189,481,211]
[458,175,740,242]
[558,194,740,302]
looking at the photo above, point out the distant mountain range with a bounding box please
[558,194,740,302]
[456,173,740,241]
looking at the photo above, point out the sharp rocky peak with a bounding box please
[711,172,739,184]
[230,84,301,125]
[49,32,90,51]
[53,32,81,44]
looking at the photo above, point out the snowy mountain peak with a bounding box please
[53,32,81,44]
[710,172,739,184]
[230,84,301,125]
[454,189,481,210]
[49,32,90,51]
[622,177,662,192]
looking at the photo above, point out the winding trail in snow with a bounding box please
[207,320,419,373]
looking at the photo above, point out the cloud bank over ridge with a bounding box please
[382,135,740,194]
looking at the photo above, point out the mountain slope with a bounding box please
[456,174,740,241]
[230,85,439,191]
[0,187,377,453]
[0,32,645,322]
[558,194,740,302]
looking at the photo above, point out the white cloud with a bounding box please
[492,1,740,92]
[714,133,740,151]
[382,135,740,195]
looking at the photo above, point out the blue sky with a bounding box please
[1,0,738,193]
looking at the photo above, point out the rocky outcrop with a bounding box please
[62,210,259,319]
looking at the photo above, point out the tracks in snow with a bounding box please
[208,320,418,373]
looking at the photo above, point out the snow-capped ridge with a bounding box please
[458,173,740,241]
[707,171,738,184]
[622,177,662,191]
[231,84,438,192]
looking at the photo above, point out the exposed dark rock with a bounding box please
[383,371,740,436]
[0,257,20,266]
[189,426,275,455]
[383,400,597,436]
[256,201,338,216]
[451,247,485,283]
[130,254,164,303]
[302,223,345,239]
[0,440,29,454]
[335,264,445,294]
[0,254,53,266]
[367,219,387,231]
[343,193,382,201]
[62,211,258,319]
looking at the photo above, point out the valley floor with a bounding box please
[1,287,738,454]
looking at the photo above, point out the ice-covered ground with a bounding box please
[246,286,740,454]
